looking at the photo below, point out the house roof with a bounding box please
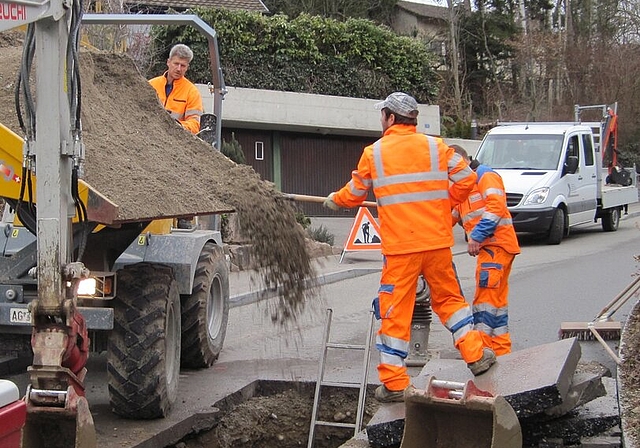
[126,0,269,12]
[397,1,448,21]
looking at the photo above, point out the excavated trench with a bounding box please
[166,380,380,448]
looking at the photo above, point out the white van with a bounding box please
[474,122,637,244]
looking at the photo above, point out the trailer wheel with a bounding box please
[547,208,565,245]
[602,208,620,232]
[180,242,229,368]
[107,263,181,419]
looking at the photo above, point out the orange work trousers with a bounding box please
[473,245,515,355]
[375,249,485,391]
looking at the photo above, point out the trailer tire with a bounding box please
[547,208,565,245]
[602,208,620,232]
[180,242,229,368]
[107,263,181,419]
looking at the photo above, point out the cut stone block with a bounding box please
[417,338,582,418]
[520,377,620,447]
[363,339,584,448]
[540,369,607,419]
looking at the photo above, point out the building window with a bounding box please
[255,141,264,161]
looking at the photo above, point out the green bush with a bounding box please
[149,9,439,103]
[221,132,246,164]
[295,211,311,230]
[441,117,472,138]
[307,225,335,246]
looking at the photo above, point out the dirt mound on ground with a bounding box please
[0,32,317,326]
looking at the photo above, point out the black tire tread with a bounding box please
[107,263,180,419]
[547,208,565,245]
[602,208,620,232]
[181,243,229,368]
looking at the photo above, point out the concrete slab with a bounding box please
[540,369,607,419]
[520,377,620,446]
[417,338,582,418]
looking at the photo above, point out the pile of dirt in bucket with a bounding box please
[0,32,317,326]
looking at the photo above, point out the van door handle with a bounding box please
[578,176,583,180]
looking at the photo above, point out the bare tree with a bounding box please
[445,0,466,120]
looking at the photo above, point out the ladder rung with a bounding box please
[326,342,365,350]
[315,420,357,429]
[320,380,361,388]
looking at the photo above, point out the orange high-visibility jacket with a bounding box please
[149,73,203,134]
[334,125,477,254]
[452,165,520,254]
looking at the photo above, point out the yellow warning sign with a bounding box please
[340,207,382,263]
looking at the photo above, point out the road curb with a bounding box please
[230,267,381,308]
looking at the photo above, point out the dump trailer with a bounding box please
[0,9,231,447]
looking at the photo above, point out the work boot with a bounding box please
[467,348,497,376]
[374,385,407,403]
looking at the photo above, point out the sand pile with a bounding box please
[0,32,316,326]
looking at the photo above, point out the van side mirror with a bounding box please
[563,156,579,175]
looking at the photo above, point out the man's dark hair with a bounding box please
[450,144,480,170]
[450,144,469,159]
[382,108,418,125]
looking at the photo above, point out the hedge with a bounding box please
[150,9,439,103]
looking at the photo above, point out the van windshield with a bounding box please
[475,134,564,170]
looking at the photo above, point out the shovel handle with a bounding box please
[283,193,377,208]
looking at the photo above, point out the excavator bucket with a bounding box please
[21,384,96,448]
[401,376,522,448]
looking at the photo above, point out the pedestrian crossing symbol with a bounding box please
[340,207,382,263]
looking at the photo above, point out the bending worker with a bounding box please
[149,43,204,134]
[451,145,520,355]
[324,92,496,403]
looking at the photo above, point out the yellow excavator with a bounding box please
[0,8,231,447]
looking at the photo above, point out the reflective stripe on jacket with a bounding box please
[149,73,203,134]
[334,124,477,254]
[453,164,520,254]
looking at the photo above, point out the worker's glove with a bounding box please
[323,192,339,211]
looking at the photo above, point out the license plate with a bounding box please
[9,307,31,324]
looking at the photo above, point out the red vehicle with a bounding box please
[0,380,26,448]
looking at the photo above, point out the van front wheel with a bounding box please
[547,208,565,245]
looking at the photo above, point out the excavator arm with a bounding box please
[1,0,97,446]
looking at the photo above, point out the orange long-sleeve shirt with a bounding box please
[334,125,476,255]
[452,165,520,254]
[149,73,203,134]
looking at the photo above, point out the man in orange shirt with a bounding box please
[149,44,204,134]
[324,93,496,403]
[451,145,520,356]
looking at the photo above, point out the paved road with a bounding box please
[3,203,640,447]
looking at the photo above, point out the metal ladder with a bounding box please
[307,308,376,448]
